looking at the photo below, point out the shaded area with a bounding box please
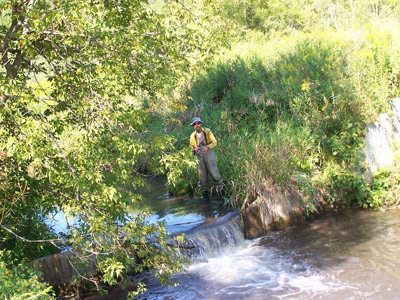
[133,177,235,234]
[47,176,235,236]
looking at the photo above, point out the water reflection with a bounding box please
[132,176,234,234]
[47,176,234,235]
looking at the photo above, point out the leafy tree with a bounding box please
[0,0,227,296]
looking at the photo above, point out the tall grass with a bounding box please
[163,1,400,210]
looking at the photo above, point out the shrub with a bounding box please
[368,148,400,207]
[0,251,55,300]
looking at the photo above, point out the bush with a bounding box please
[0,251,55,300]
[160,148,198,196]
[0,210,59,263]
[368,148,400,207]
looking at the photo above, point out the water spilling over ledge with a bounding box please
[36,192,238,287]
[172,211,245,261]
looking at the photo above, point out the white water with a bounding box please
[137,239,349,300]
[137,209,400,300]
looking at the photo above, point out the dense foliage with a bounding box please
[0,250,55,300]
[164,0,400,212]
[0,0,227,298]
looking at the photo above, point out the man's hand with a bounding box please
[192,146,208,154]
[192,146,200,154]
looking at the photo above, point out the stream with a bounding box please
[53,177,400,300]
[136,208,400,300]
[133,177,234,235]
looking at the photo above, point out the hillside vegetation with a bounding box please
[161,0,400,213]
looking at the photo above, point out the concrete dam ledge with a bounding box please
[34,212,243,288]
[241,187,309,239]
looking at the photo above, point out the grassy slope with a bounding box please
[161,0,400,212]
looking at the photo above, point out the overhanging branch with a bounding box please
[0,224,63,249]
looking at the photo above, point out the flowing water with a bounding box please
[47,177,233,235]
[47,177,400,299]
[135,208,400,300]
[133,177,234,234]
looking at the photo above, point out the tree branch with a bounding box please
[0,224,62,248]
[1,3,26,79]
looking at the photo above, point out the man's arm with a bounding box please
[205,129,217,150]
[190,132,200,154]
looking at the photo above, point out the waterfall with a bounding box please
[176,211,245,261]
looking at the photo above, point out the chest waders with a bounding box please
[195,140,223,201]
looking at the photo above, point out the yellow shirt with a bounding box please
[190,128,217,150]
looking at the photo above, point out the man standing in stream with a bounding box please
[189,117,226,202]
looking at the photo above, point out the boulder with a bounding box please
[242,186,308,239]
[33,252,96,287]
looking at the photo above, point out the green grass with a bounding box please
[163,1,400,212]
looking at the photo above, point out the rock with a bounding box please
[242,202,264,239]
[33,252,96,287]
[363,98,400,181]
[241,186,308,239]
[391,98,400,139]
[364,113,394,175]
